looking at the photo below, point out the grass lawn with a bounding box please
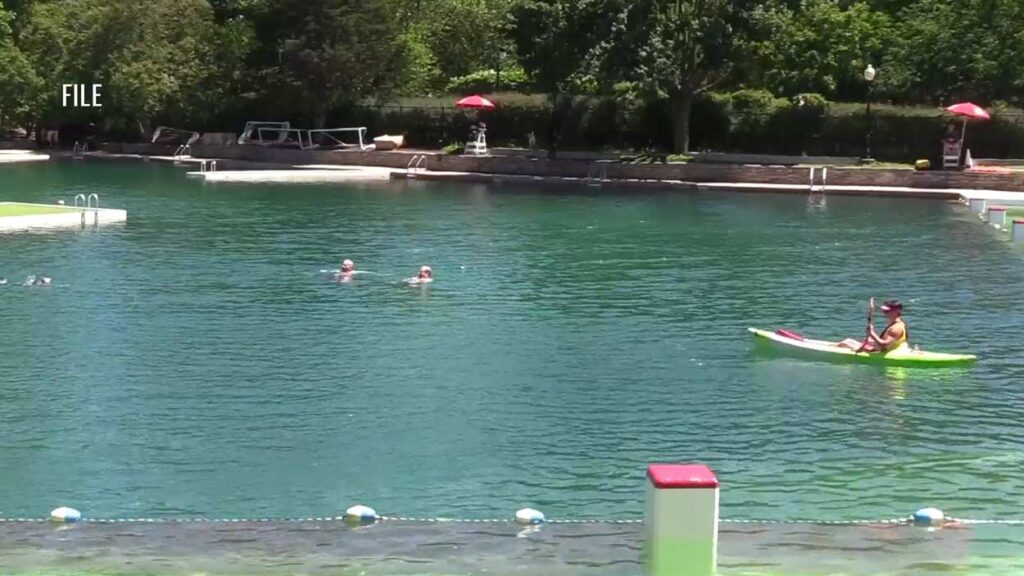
[0,202,81,217]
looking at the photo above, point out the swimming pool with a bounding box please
[1,160,1023,573]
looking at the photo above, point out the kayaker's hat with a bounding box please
[880,300,903,312]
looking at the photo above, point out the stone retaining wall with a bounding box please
[163,144,1024,192]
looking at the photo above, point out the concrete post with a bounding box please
[1013,218,1024,243]
[968,198,986,217]
[646,464,719,576]
[987,206,1007,228]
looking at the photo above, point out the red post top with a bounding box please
[1015,218,1024,224]
[989,206,1007,211]
[647,464,719,489]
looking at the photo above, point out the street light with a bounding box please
[863,64,876,162]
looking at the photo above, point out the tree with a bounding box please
[745,0,891,99]
[881,0,1024,105]
[403,0,519,83]
[0,6,40,129]
[595,0,743,153]
[258,0,406,128]
[512,0,609,155]
[17,0,239,137]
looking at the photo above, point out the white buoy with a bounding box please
[1013,218,1024,243]
[49,507,82,523]
[343,504,378,523]
[988,206,1007,228]
[515,507,545,525]
[913,507,945,526]
[968,198,986,217]
[57,200,65,205]
[646,463,719,576]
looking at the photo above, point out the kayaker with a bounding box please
[838,300,908,352]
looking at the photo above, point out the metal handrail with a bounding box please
[809,167,828,193]
[586,162,607,187]
[406,154,426,178]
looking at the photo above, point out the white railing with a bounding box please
[173,144,192,159]
[809,166,828,193]
[87,194,99,225]
[586,162,608,187]
[199,160,218,173]
[405,154,426,178]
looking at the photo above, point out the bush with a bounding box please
[323,92,1024,160]
[445,66,530,94]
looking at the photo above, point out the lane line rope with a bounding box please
[5,515,1024,526]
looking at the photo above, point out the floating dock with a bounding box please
[0,150,50,164]
[187,165,397,183]
[0,202,126,232]
[959,189,1024,206]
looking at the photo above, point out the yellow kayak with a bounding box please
[748,327,977,367]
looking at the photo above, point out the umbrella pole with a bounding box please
[961,118,968,168]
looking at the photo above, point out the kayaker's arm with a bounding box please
[867,324,904,349]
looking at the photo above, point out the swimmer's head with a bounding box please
[341,259,355,272]
[419,265,432,279]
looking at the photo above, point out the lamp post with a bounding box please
[863,64,876,162]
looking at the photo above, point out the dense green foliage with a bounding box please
[0,0,1021,155]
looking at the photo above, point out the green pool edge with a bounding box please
[0,202,89,217]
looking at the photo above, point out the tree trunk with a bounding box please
[547,91,560,159]
[313,96,328,130]
[669,91,694,154]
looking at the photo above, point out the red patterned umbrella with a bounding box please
[945,102,990,120]
[455,95,496,110]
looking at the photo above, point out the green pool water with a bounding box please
[1,160,1023,574]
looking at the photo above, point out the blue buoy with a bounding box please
[49,507,82,523]
[515,508,545,525]
[343,504,378,524]
[913,507,944,526]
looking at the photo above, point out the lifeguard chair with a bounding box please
[466,124,487,156]
[942,119,966,169]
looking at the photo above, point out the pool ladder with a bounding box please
[586,162,609,188]
[406,154,427,178]
[173,144,192,159]
[73,193,100,226]
[199,159,217,172]
[72,141,88,159]
[809,166,827,193]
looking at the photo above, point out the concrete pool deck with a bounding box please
[0,202,127,232]
[391,169,1024,200]
[187,165,398,183]
[72,147,1024,200]
[0,150,50,164]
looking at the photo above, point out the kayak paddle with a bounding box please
[856,297,875,353]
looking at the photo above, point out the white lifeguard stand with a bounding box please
[942,118,966,169]
[466,128,487,156]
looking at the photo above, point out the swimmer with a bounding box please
[0,278,7,285]
[26,275,52,286]
[406,265,433,285]
[334,259,356,283]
